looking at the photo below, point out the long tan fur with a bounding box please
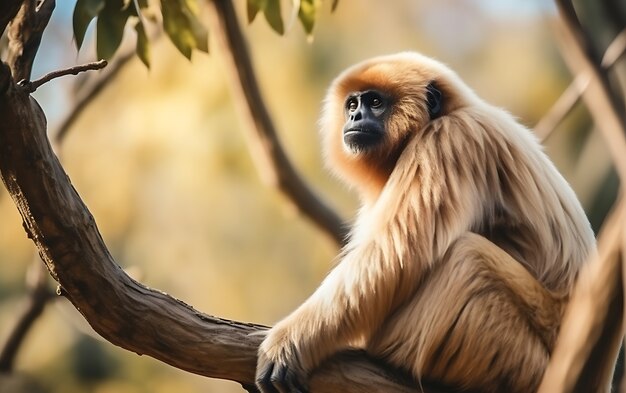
[255,52,598,393]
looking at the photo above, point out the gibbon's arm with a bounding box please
[256,112,492,392]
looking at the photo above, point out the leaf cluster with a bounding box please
[72,0,340,67]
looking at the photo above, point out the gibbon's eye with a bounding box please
[346,97,359,113]
[362,91,385,110]
[426,82,443,119]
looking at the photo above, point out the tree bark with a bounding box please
[0,0,23,36]
[6,0,55,81]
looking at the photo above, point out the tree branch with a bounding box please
[1,42,142,376]
[205,0,348,246]
[0,59,259,385]
[6,0,55,81]
[0,60,439,391]
[0,0,23,38]
[18,59,107,93]
[554,1,626,183]
[538,197,625,392]
[0,260,53,372]
[535,27,626,142]
[534,73,589,141]
[601,29,626,69]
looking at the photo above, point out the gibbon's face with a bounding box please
[342,85,442,153]
[321,52,465,200]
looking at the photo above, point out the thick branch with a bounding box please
[6,0,55,81]
[0,0,22,37]
[538,197,625,392]
[0,60,260,384]
[205,0,347,246]
[0,61,431,391]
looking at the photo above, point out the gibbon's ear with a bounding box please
[426,82,443,119]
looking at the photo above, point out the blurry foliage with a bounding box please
[73,0,207,66]
[72,0,334,66]
[2,0,624,392]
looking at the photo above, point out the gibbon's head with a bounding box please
[320,52,475,201]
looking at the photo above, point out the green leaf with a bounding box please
[186,12,209,52]
[181,0,208,53]
[134,20,150,67]
[73,0,105,50]
[263,0,284,35]
[161,0,196,59]
[96,0,131,60]
[247,0,264,23]
[298,0,317,35]
[161,0,208,58]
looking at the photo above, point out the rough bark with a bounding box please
[0,0,23,36]
[6,0,55,81]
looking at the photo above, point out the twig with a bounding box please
[535,27,626,142]
[205,0,347,246]
[54,55,132,143]
[535,73,589,141]
[18,60,108,93]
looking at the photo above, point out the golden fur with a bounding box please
[255,52,597,393]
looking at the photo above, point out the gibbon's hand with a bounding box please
[256,327,310,393]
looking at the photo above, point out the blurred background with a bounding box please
[0,0,623,392]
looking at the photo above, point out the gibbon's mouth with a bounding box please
[343,127,383,151]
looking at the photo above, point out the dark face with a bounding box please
[341,83,442,154]
[342,90,389,153]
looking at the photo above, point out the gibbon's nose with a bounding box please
[349,103,364,122]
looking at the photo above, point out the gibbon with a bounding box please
[255,52,597,393]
